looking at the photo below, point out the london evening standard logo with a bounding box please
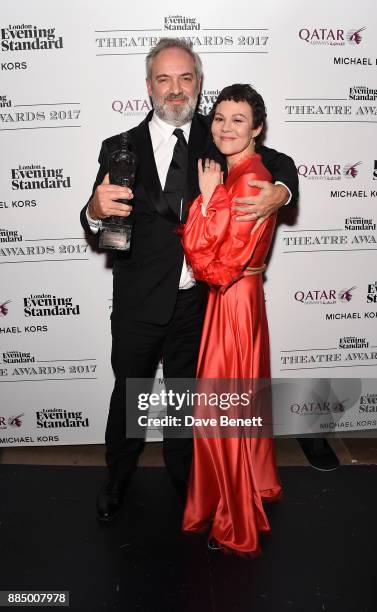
[0,24,63,51]
[0,413,24,429]
[2,350,35,364]
[367,282,377,304]
[36,408,89,429]
[164,15,200,30]
[0,94,11,107]
[23,294,80,317]
[294,287,356,305]
[198,89,221,115]
[0,229,22,243]
[345,216,376,231]
[349,86,377,101]
[95,17,269,53]
[297,161,362,180]
[339,336,369,349]
[359,394,377,413]
[298,26,366,46]
[10,164,71,190]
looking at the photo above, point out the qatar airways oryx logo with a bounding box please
[343,162,362,178]
[0,413,24,429]
[0,300,11,316]
[346,28,366,45]
[294,286,356,305]
[298,27,366,46]
[338,286,356,302]
[297,161,362,180]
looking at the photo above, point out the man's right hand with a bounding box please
[88,173,133,220]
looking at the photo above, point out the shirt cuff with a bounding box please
[86,206,101,234]
[275,181,292,206]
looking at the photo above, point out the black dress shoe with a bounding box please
[207,538,224,551]
[299,438,340,471]
[96,479,127,524]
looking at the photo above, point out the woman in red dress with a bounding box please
[182,84,282,555]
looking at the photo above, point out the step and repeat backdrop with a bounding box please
[1,0,376,446]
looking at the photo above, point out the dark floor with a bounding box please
[1,464,377,612]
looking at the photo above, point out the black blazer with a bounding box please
[81,111,298,324]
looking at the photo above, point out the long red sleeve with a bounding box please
[183,164,276,287]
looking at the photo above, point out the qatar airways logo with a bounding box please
[290,401,345,415]
[343,162,361,178]
[294,286,356,305]
[298,27,366,46]
[0,300,11,316]
[112,98,151,117]
[0,413,24,429]
[338,286,356,302]
[297,162,361,180]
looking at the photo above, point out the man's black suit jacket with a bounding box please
[81,110,298,325]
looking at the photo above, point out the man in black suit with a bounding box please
[81,38,299,522]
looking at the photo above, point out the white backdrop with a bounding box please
[1,0,376,446]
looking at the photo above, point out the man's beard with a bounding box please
[152,91,198,126]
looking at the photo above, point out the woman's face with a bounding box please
[211,99,262,163]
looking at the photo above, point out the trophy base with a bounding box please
[99,223,132,251]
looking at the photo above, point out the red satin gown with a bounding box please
[182,154,282,555]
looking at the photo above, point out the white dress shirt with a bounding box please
[86,112,195,289]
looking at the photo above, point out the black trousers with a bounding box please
[105,284,206,493]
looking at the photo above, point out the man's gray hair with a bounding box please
[146,37,203,81]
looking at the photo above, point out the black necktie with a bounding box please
[163,128,188,221]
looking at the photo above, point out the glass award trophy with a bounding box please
[99,133,138,251]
